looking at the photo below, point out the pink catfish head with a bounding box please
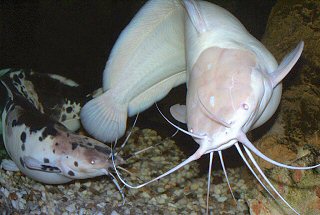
[186,47,271,152]
[112,41,319,215]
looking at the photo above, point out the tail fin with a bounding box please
[80,91,127,142]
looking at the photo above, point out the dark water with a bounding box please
[0,0,277,171]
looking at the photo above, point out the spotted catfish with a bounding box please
[0,69,124,187]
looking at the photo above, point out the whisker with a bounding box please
[109,171,126,205]
[235,143,276,200]
[112,144,207,189]
[116,166,134,176]
[218,151,236,203]
[155,103,206,139]
[206,152,214,214]
[102,169,125,205]
[124,141,164,161]
[114,166,145,184]
[111,113,140,158]
[171,128,179,137]
[243,145,300,215]
[238,133,320,170]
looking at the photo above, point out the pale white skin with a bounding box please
[112,1,317,215]
[186,47,270,150]
[176,2,312,214]
[81,0,187,142]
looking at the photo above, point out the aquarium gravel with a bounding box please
[0,128,252,214]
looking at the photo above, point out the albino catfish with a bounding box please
[80,0,186,142]
[113,1,320,214]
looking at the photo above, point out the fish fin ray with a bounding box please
[81,90,127,142]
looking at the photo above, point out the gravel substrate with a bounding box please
[0,128,252,214]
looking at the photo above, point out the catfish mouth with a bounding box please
[208,139,238,152]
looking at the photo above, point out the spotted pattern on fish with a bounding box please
[68,170,75,177]
[19,157,25,167]
[71,142,78,150]
[1,69,125,185]
[20,132,26,143]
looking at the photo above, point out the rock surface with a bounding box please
[246,0,320,214]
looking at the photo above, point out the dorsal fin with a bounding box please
[183,0,208,33]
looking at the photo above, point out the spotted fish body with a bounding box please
[1,69,123,184]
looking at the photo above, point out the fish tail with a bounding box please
[80,90,127,142]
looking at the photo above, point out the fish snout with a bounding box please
[192,126,239,153]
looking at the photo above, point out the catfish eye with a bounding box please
[242,103,249,110]
[90,160,95,165]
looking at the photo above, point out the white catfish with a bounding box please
[80,0,186,142]
[113,1,320,214]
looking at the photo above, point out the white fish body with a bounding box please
[184,0,282,131]
[111,1,313,214]
[80,0,186,142]
[170,1,308,214]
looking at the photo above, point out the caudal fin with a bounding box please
[80,91,127,142]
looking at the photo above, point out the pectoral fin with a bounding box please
[270,41,304,87]
[23,156,61,173]
[170,104,187,123]
[1,159,20,171]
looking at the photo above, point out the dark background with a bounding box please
[0,0,277,172]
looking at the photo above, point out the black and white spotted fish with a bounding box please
[0,69,124,185]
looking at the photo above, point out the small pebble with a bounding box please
[66,203,76,212]
[110,210,120,215]
[157,187,165,193]
[190,183,199,190]
[217,196,228,203]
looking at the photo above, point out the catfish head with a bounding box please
[22,129,125,181]
[53,133,125,179]
[185,47,273,152]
